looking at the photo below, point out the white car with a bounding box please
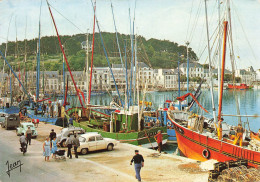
[77,133,118,155]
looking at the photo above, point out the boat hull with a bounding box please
[227,84,252,90]
[74,121,168,147]
[67,107,168,148]
[168,111,260,168]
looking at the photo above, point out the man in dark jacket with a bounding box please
[26,126,32,145]
[130,150,144,182]
[65,135,73,159]
[72,134,80,158]
[49,129,56,147]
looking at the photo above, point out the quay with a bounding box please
[0,122,208,182]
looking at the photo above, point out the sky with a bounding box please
[0,0,259,70]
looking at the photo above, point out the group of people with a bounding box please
[43,129,57,161]
[19,126,33,150]
[65,134,80,159]
[218,118,245,147]
[34,102,63,118]
[42,129,80,161]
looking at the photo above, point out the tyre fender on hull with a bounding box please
[167,121,172,127]
[202,149,210,159]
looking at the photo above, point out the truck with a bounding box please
[0,114,20,130]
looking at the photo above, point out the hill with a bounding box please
[0,32,198,72]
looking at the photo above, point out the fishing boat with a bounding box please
[168,110,260,168]
[64,1,167,148]
[67,106,167,148]
[227,83,253,90]
[168,0,260,168]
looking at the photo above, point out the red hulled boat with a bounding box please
[227,84,252,90]
[167,15,260,168]
[168,111,260,168]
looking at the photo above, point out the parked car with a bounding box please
[0,113,6,126]
[56,127,85,147]
[1,114,20,130]
[16,122,38,138]
[77,133,119,155]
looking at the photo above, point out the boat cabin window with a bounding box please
[96,135,103,141]
[88,136,95,142]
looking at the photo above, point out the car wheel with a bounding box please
[107,144,114,151]
[81,148,88,155]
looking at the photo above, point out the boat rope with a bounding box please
[177,93,208,113]
[47,2,85,34]
[110,1,124,68]
[46,0,85,109]
[88,1,96,105]
[90,0,124,108]
[0,50,31,103]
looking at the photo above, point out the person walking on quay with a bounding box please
[233,124,244,147]
[26,126,32,145]
[51,137,58,158]
[72,134,80,158]
[43,137,51,162]
[20,133,27,149]
[65,135,73,159]
[130,150,144,182]
[154,130,163,153]
[49,129,56,147]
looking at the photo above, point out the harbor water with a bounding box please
[66,89,260,132]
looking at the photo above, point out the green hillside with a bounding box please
[0,32,198,72]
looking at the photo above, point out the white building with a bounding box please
[155,69,178,89]
[138,62,154,89]
[179,62,204,78]
[235,66,256,84]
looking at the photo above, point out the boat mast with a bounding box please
[0,51,31,102]
[134,34,137,105]
[85,33,89,104]
[36,1,42,102]
[218,21,228,122]
[46,0,85,109]
[178,53,181,110]
[24,17,28,91]
[186,41,189,104]
[129,8,134,107]
[2,15,12,106]
[217,0,221,102]
[90,0,124,107]
[133,5,137,105]
[204,0,217,124]
[124,40,129,109]
[227,0,241,124]
[62,45,65,103]
[88,0,96,105]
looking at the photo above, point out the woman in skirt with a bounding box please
[51,137,58,158]
[43,137,51,161]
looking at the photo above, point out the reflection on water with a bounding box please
[163,143,178,154]
[67,90,260,132]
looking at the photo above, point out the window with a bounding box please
[75,130,85,135]
[79,137,86,142]
[88,136,95,142]
[96,135,103,141]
